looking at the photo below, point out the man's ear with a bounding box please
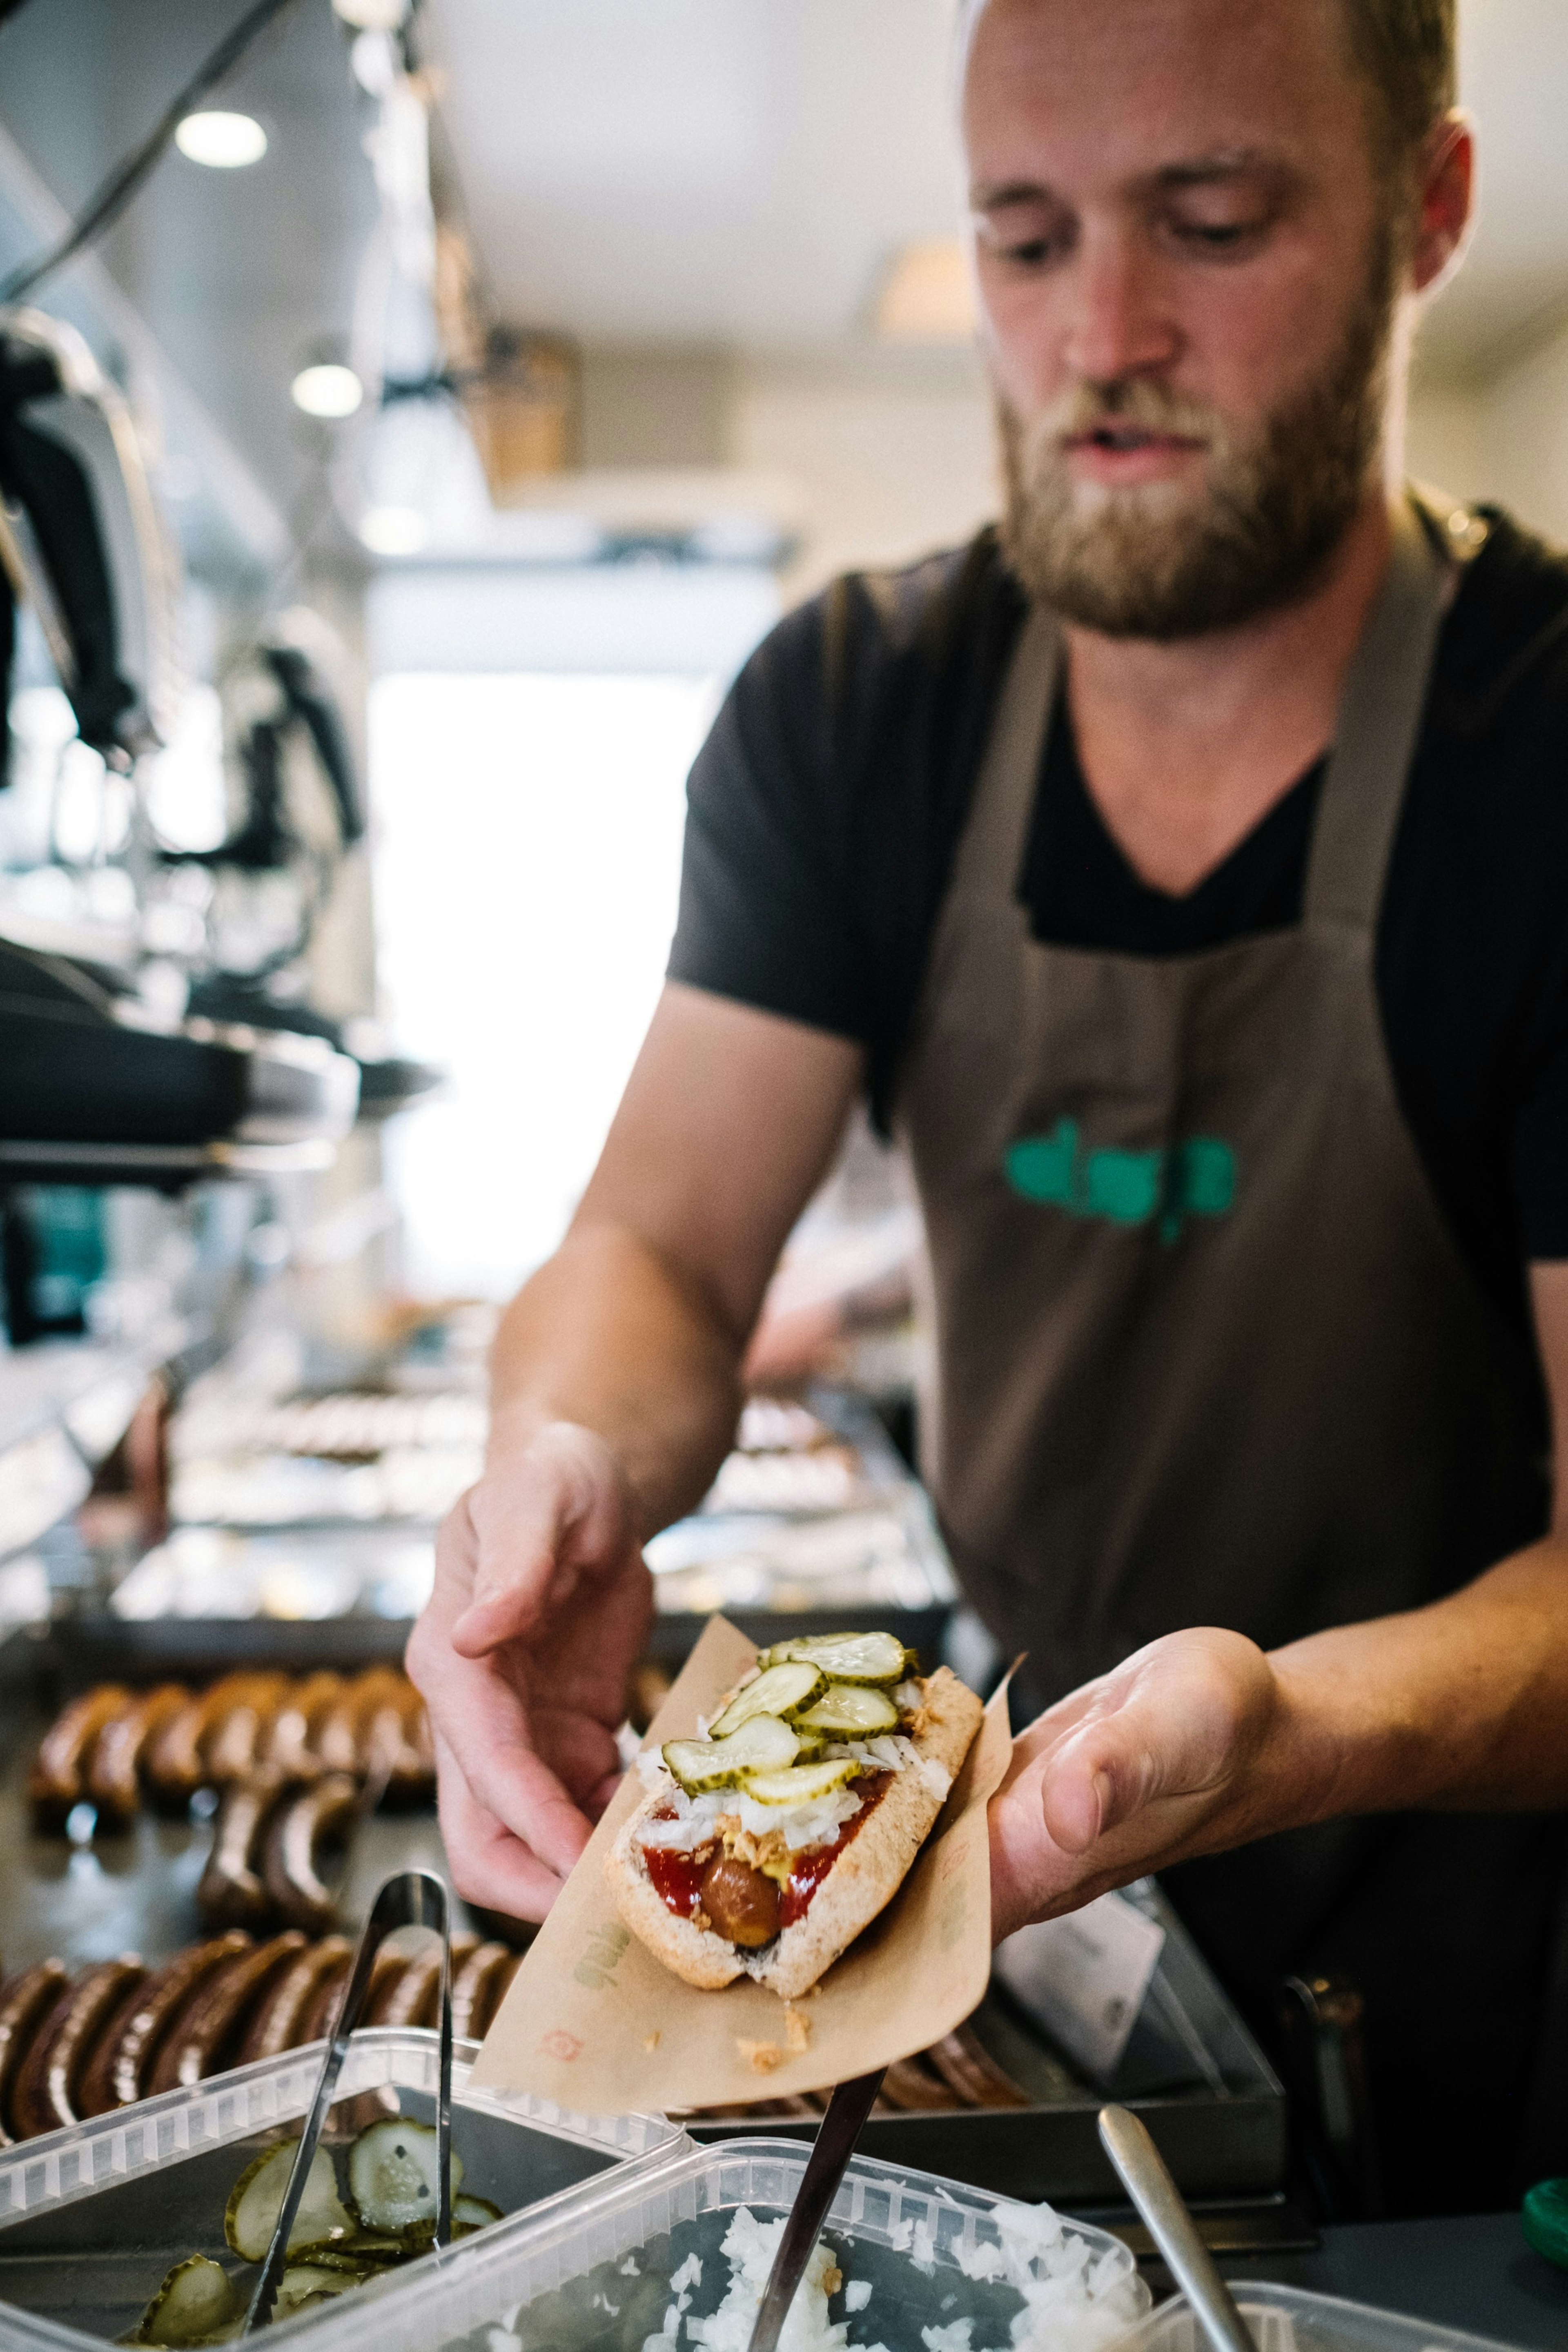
[1411,111,1474,296]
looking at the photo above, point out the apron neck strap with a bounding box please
[1302,492,1451,935]
[978,492,1452,938]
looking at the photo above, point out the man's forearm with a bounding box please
[486,1220,744,1539]
[1266,1537,1568,1824]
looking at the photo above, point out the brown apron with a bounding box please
[896,495,1561,2212]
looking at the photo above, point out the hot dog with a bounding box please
[606,1642,982,2001]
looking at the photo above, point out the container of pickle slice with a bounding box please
[0,2026,679,2351]
[189,2135,1152,2352]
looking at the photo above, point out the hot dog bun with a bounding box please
[605,1664,983,2000]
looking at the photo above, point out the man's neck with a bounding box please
[1062,490,1396,899]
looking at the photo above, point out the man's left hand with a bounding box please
[988,1627,1311,1942]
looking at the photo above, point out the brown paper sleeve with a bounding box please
[468,1614,1014,2116]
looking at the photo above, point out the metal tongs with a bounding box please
[242,1869,455,2334]
[744,2068,886,2352]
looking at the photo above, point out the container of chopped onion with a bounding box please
[244,2134,1151,2352]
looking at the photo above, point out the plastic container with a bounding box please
[242,2133,1153,2352]
[0,2027,678,2351]
[1112,2281,1525,2352]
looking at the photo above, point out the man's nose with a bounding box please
[1062,228,1179,385]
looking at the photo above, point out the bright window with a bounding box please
[370,668,723,1296]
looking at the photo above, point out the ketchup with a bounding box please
[643,1771,895,1934]
[780,1771,891,1926]
[644,1838,711,1919]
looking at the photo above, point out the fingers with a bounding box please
[452,1429,632,1658]
[436,1735,571,1921]
[428,1653,604,1882]
[988,1630,1282,1934]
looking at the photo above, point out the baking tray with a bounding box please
[53,1387,956,1676]
[203,2135,1152,2352]
[686,1888,1287,2207]
[0,2026,678,2350]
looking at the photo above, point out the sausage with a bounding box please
[144,1675,275,1811]
[147,1933,307,2093]
[28,1686,134,1828]
[237,1936,352,2065]
[261,1776,361,1933]
[381,1680,435,1807]
[77,1933,254,2115]
[196,1774,285,1929]
[0,1962,70,2145]
[262,1673,342,1779]
[875,2054,964,2111]
[922,2025,1030,2109]
[203,1677,291,1786]
[86,1685,188,1826]
[478,1950,522,2039]
[370,1952,440,2030]
[311,1668,403,1780]
[299,1946,353,2045]
[451,1942,515,2044]
[698,1854,781,1949]
[9,1958,145,2138]
[372,1933,479,2032]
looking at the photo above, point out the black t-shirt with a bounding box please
[669,511,1568,1413]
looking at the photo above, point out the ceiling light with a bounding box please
[174,111,268,169]
[874,238,978,343]
[359,505,426,557]
[291,363,364,420]
[331,0,408,26]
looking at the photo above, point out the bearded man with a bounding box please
[410,0,1568,2213]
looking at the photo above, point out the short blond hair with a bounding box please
[959,0,1457,174]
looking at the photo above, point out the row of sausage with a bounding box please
[0,1928,521,2148]
[29,1668,435,1830]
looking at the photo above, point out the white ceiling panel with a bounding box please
[424,0,967,346]
[428,0,1568,381]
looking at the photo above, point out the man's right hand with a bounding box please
[405,1421,654,1920]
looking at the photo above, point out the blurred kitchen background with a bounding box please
[1,0,1566,1679]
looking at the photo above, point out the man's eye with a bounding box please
[981,225,1071,269]
[1167,212,1270,254]
[998,236,1056,265]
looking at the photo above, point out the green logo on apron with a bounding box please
[1004,1118,1236,1243]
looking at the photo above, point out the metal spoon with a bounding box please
[745,2068,886,2352]
[1098,2105,1256,2352]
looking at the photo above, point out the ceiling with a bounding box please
[425,0,1568,383]
[0,0,376,576]
[0,0,1564,585]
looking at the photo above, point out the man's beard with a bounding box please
[996,249,1397,639]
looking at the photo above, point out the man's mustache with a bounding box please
[1006,378,1229,461]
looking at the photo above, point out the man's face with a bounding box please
[964,0,1404,636]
